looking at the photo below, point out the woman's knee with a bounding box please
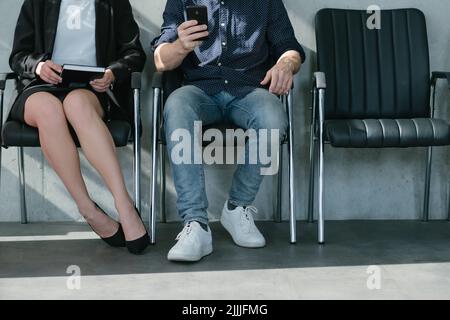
[24,93,66,129]
[63,90,102,126]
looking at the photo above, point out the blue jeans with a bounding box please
[164,85,288,225]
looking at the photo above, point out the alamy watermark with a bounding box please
[367,5,381,30]
[366,265,382,290]
[170,122,281,176]
[66,265,82,290]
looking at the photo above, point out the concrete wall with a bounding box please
[1,0,450,223]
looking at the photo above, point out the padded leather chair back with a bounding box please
[316,8,430,120]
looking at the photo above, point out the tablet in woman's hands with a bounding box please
[60,64,105,87]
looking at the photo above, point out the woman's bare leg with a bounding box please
[62,89,146,241]
[24,92,119,237]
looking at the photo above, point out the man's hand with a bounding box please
[36,60,63,85]
[176,20,209,53]
[261,58,296,95]
[90,69,115,93]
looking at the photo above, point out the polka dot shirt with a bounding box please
[151,0,305,97]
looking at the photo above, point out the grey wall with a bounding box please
[1,0,450,223]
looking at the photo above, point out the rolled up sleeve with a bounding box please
[267,0,306,63]
[151,0,184,51]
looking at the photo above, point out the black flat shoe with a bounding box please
[126,207,150,255]
[90,203,126,248]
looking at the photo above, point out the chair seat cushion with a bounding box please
[325,118,450,148]
[2,120,131,148]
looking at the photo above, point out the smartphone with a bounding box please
[186,5,209,41]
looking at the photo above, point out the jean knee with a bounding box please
[255,105,288,141]
[163,88,201,132]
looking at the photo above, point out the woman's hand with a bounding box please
[90,69,115,93]
[36,60,63,85]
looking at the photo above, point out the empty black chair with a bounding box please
[309,8,450,244]
[150,70,297,244]
[0,72,143,223]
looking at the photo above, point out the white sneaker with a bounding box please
[220,202,266,248]
[167,221,213,262]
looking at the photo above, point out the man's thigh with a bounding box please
[164,85,223,127]
[227,88,287,131]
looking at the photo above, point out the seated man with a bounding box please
[152,0,305,262]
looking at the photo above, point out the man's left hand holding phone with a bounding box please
[36,60,115,93]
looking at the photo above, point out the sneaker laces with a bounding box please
[176,222,193,241]
[241,206,258,233]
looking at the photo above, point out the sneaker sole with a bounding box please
[220,216,266,249]
[167,245,213,262]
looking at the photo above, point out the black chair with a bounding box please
[309,8,450,244]
[0,72,143,223]
[150,70,297,244]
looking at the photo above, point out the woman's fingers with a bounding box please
[42,70,61,84]
[90,75,110,92]
[48,61,63,74]
[37,62,61,84]
[90,77,111,91]
[90,83,103,92]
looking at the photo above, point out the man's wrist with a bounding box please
[175,39,192,56]
[278,58,295,73]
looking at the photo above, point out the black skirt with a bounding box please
[10,83,109,123]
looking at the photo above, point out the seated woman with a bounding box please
[7,0,149,254]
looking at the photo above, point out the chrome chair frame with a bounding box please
[308,71,450,244]
[150,71,297,244]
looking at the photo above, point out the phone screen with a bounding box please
[186,5,209,41]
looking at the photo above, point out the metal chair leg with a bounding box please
[150,88,161,244]
[308,138,317,223]
[423,146,433,222]
[18,147,27,224]
[447,182,450,221]
[318,89,325,245]
[308,88,318,223]
[275,144,283,223]
[160,146,167,223]
[0,89,3,191]
[133,87,141,213]
[286,91,296,244]
[0,146,2,195]
[0,88,4,198]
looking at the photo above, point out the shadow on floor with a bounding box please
[1,220,450,279]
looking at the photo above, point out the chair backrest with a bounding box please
[315,8,430,120]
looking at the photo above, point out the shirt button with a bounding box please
[218,62,222,66]
[222,42,226,46]
[221,1,225,5]
[221,23,225,27]
[224,80,229,84]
